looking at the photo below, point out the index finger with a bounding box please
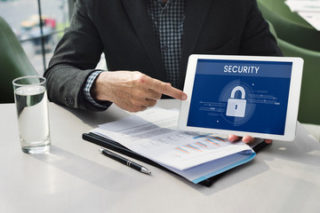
[143,77,187,100]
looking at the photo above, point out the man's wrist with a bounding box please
[83,70,110,109]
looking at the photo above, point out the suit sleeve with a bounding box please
[239,0,282,56]
[44,0,106,111]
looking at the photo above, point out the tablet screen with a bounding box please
[187,59,292,135]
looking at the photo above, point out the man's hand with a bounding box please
[228,135,272,144]
[93,71,187,112]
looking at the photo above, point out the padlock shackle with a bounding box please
[230,86,246,99]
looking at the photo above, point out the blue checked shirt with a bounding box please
[83,0,185,108]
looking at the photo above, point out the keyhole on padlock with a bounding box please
[235,105,238,110]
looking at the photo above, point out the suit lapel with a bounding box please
[121,0,166,81]
[179,0,213,88]
[121,0,214,86]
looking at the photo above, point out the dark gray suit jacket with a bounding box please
[45,0,282,111]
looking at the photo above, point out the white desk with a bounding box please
[1,100,320,213]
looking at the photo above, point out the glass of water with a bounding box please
[12,76,50,154]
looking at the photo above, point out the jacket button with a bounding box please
[65,97,74,106]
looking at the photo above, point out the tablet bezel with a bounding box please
[178,54,304,141]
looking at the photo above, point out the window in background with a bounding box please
[0,0,70,75]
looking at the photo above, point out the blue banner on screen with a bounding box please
[187,59,292,135]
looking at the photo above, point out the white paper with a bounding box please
[93,108,252,170]
[285,0,320,12]
[298,11,320,30]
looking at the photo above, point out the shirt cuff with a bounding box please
[83,71,110,109]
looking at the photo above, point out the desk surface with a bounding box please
[1,100,320,213]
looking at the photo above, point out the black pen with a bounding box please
[99,148,151,175]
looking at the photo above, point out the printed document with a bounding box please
[285,0,320,12]
[92,108,255,183]
[298,11,320,30]
[285,0,320,30]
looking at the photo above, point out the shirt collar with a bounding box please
[155,0,176,7]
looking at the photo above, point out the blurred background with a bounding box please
[0,0,71,75]
[0,0,319,132]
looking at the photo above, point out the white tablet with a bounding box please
[178,54,304,141]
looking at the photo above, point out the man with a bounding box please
[45,0,280,143]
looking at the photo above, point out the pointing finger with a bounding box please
[138,74,187,100]
[153,81,187,100]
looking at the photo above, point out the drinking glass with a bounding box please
[12,76,50,154]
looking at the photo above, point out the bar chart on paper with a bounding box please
[91,107,256,183]
[156,133,251,170]
[174,135,229,154]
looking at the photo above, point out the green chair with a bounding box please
[266,20,320,124]
[0,16,38,103]
[257,0,320,51]
[277,39,320,125]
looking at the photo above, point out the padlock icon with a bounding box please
[226,86,247,117]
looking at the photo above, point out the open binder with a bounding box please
[83,129,269,187]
